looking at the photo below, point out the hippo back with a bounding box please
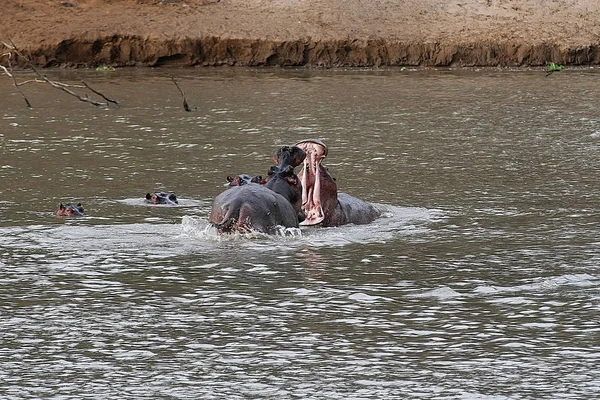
[335,192,380,226]
[209,184,299,234]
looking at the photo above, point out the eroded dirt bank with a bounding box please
[2,0,600,68]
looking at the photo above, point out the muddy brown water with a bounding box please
[1,68,599,399]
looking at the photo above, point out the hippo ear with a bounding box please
[273,146,291,165]
[59,203,64,210]
[226,175,235,182]
[283,165,295,176]
[146,193,152,200]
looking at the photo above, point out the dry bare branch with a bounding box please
[1,55,32,107]
[14,78,46,86]
[2,39,119,108]
[82,80,120,107]
[171,75,192,112]
[14,79,86,87]
[24,62,107,106]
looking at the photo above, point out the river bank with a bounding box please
[2,0,600,68]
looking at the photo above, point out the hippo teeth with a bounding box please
[296,140,328,226]
[299,205,324,226]
[299,158,325,226]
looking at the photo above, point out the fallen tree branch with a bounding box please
[0,56,31,107]
[14,78,47,86]
[1,39,119,108]
[16,78,85,87]
[23,58,107,107]
[37,72,107,106]
[82,80,120,107]
[171,75,192,112]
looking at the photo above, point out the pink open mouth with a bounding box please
[295,139,329,226]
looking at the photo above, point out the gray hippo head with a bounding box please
[226,174,265,187]
[145,192,178,205]
[56,203,85,217]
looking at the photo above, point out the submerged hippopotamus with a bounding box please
[209,145,306,234]
[226,174,265,187]
[295,139,380,227]
[56,203,85,217]
[145,192,178,205]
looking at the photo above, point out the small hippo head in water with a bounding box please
[56,203,85,217]
[145,192,178,205]
[224,146,305,189]
[226,174,265,187]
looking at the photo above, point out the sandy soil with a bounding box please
[2,0,600,67]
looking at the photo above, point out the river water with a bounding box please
[1,67,599,399]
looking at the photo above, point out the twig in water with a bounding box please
[82,80,120,107]
[25,62,106,107]
[16,79,86,88]
[35,70,107,106]
[0,56,31,107]
[171,76,192,112]
[2,39,118,108]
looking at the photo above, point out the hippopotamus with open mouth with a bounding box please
[209,145,306,234]
[56,203,85,217]
[145,192,178,205]
[295,139,380,226]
